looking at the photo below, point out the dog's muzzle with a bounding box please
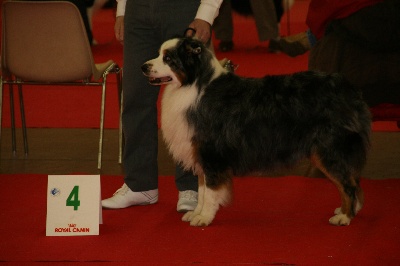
[141,63,151,75]
[141,63,173,85]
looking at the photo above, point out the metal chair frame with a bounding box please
[0,1,123,169]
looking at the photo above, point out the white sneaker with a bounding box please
[177,190,198,213]
[102,183,158,209]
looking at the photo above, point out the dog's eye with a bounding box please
[163,55,171,62]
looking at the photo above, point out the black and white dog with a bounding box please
[141,37,371,227]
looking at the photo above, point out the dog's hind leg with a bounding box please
[311,154,363,226]
[305,163,326,178]
[334,178,364,216]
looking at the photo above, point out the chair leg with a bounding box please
[98,78,107,170]
[9,84,17,156]
[18,83,28,156]
[117,69,123,164]
[118,90,123,164]
[0,80,3,157]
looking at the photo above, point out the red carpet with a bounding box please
[1,3,399,264]
[0,174,399,264]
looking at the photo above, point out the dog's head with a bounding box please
[141,37,219,87]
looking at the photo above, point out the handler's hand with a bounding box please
[114,16,124,44]
[187,19,211,44]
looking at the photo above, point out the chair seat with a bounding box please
[94,60,116,81]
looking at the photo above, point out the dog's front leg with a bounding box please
[182,174,219,226]
[189,183,222,226]
[183,174,231,227]
[182,174,205,222]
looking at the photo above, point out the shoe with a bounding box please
[102,183,158,209]
[177,190,198,213]
[268,38,280,52]
[270,32,311,57]
[219,41,234,52]
[267,38,281,54]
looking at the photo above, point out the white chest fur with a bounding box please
[161,84,199,171]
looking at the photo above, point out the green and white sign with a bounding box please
[46,175,102,236]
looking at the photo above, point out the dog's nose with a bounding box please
[141,63,151,74]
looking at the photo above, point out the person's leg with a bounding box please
[249,0,278,41]
[102,0,160,208]
[68,0,94,45]
[104,0,202,210]
[273,0,283,23]
[87,0,109,44]
[213,0,234,52]
[122,0,161,192]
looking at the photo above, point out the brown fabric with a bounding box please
[308,0,400,107]
[329,0,400,52]
[2,1,98,82]
[306,0,384,40]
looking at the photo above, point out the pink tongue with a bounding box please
[160,77,171,82]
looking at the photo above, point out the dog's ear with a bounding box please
[190,46,202,55]
[184,38,202,55]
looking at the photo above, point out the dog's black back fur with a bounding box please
[187,71,371,188]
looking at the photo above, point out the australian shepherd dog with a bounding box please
[141,37,371,227]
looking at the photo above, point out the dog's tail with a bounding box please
[342,78,372,174]
[316,73,372,175]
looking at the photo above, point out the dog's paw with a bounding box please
[182,211,194,222]
[189,214,213,227]
[334,207,342,215]
[329,214,351,226]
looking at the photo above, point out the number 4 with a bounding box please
[66,186,80,211]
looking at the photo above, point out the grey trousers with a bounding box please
[122,0,199,192]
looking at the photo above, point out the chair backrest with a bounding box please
[1,1,96,82]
